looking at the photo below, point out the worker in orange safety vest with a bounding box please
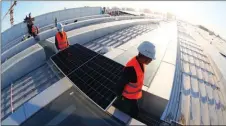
[55,23,69,51]
[30,23,39,38]
[115,41,156,119]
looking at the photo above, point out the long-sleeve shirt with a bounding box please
[55,36,60,50]
[115,57,144,96]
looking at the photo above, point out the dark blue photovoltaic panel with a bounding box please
[51,44,124,110]
[51,44,97,75]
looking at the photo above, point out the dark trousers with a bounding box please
[114,96,140,119]
[27,24,32,35]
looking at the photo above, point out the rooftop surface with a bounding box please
[1,19,176,125]
[161,21,226,125]
[1,9,226,125]
[1,18,163,123]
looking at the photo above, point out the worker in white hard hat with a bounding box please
[55,23,69,51]
[115,41,156,119]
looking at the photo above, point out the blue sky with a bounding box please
[1,1,226,39]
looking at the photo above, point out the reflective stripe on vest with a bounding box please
[56,31,68,50]
[122,56,145,100]
[127,83,138,88]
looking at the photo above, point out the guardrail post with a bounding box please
[10,83,14,114]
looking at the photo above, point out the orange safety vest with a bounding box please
[122,56,145,100]
[56,31,69,50]
[32,25,37,33]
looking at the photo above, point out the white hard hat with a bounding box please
[138,41,156,60]
[57,23,63,32]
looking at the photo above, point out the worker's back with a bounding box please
[55,31,69,51]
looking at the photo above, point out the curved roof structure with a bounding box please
[161,21,226,125]
[1,7,226,126]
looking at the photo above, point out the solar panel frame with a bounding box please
[50,44,124,111]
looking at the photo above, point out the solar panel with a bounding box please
[51,44,124,110]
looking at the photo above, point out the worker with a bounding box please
[31,24,39,37]
[115,41,156,119]
[55,23,69,51]
[25,13,35,36]
[55,17,57,27]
